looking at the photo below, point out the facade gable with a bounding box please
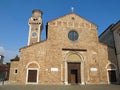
[48,13,97,29]
[47,13,98,49]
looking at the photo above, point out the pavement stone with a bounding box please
[0,84,120,90]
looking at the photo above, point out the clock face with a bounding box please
[32,32,37,38]
[68,30,79,41]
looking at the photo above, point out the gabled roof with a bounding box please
[99,24,114,38]
[111,20,120,31]
[11,55,19,62]
[99,20,120,38]
[48,12,97,27]
[20,40,47,50]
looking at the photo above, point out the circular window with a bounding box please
[68,30,79,41]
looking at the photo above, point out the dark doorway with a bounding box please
[108,70,117,84]
[68,62,81,84]
[71,69,78,83]
[27,70,37,83]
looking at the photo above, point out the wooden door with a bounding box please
[68,63,81,84]
[28,70,37,82]
[71,69,78,84]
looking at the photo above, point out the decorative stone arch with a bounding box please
[106,63,117,70]
[64,51,85,85]
[26,61,40,68]
[26,61,40,84]
[106,63,117,84]
[65,51,84,62]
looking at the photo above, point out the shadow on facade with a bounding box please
[107,46,120,84]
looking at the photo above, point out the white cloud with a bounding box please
[0,46,5,54]
[0,46,18,62]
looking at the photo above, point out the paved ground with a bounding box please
[0,84,120,90]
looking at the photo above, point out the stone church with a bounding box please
[9,9,120,85]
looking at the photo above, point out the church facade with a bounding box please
[9,10,120,85]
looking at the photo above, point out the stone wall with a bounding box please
[9,12,116,84]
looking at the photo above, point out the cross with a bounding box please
[71,7,74,12]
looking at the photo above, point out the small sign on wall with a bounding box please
[51,68,58,72]
[90,67,98,71]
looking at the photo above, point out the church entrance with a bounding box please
[68,62,81,84]
[26,62,40,84]
[108,70,117,84]
[27,70,37,83]
[106,64,117,84]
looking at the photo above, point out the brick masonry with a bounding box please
[9,12,119,85]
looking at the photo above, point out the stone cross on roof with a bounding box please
[71,7,74,12]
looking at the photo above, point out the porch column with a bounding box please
[81,61,85,85]
[64,61,68,85]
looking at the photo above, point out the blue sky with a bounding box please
[0,0,120,62]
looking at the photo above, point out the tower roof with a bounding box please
[32,9,43,17]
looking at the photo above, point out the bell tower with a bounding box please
[28,9,43,45]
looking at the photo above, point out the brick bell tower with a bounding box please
[28,9,43,45]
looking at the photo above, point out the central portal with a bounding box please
[68,62,81,84]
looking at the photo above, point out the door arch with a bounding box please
[64,52,84,85]
[26,61,40,84]
[106,63,117,84]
